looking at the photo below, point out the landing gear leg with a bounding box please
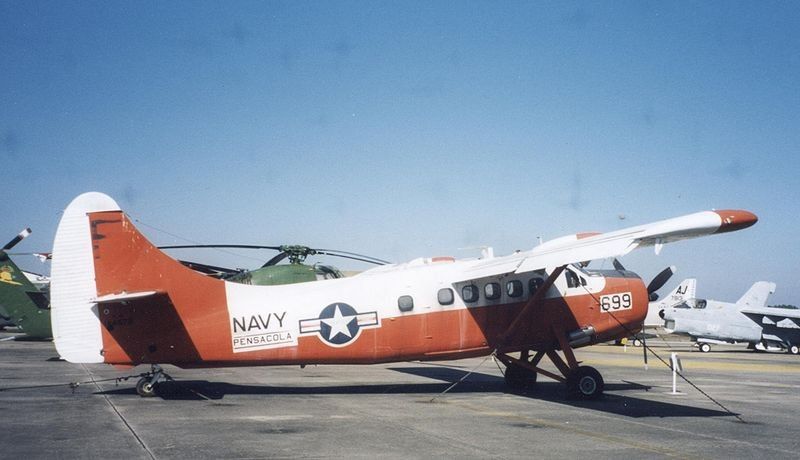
[136,364,169,397]
[499,350,539,390]
[496,328,604,400]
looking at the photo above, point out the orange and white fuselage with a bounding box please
[50,193,756,369]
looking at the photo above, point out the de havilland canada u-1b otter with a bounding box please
[50,193,758,399]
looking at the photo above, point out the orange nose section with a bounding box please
[713,210,758,234]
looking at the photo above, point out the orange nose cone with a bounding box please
[713,210,758,234]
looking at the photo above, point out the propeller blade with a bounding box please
[647,265,676,295]
[3,228,31,251]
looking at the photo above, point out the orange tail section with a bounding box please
[52,193,230,365]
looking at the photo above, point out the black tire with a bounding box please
[136,377,157,397]
[566,366,604,400]
[699,343,711,353]
[504,363,537,389]
[788,344,799,355]
[632,338,642,347]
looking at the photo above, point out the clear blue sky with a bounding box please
[2,1,798,304]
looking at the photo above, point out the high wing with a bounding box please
[461,210,757,279]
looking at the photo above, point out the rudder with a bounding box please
[51,193,120,363]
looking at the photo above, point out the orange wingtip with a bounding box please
[713,210,758,234]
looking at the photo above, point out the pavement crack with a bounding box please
[80,364,156,460]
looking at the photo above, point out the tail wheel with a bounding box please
[566,366,604,400]
[504,363,538,389]
[136,377,158,397]
[788,344,799,355]
[699,343,711,353]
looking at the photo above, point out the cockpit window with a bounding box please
[529,278,544,295]
[695,299,707,309]
[565,269,580,288]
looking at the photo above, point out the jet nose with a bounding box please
[713,210,758,234]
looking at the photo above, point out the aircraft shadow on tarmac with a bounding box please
[96,366,735,419]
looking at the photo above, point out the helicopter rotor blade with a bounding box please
[177,260,241,278]
[315,249,391,265]
[159,244,283,251]
[262,252,289,268]
[3,228,32,251]
[159,244,390,268]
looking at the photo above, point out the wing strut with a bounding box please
[497,265,566,347]
[494,264,609,399]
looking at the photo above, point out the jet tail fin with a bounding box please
[657,278,696,308]
[736,281,776,310]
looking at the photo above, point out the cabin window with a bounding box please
[438,288,454,305]
[462,285,479,303]
[565,269,580,288]
[506,280,523,298]
[484,282,501,300]
[529,278,544,295]
[398,295,414,312]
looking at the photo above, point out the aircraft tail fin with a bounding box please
[735,281,776,310]
[657,278,696,308]
[51,192,225,365]
[51,193,121,362]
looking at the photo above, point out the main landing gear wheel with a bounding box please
[788,344,799,355]
[504,363,538,389]
[699,343,711,353]
[136,377,157,397]
[566,366,604,400]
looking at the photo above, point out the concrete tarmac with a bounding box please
[1,332,799,459]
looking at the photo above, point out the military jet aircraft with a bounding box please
[661,281,799,354]
[49,193,758,399]
[622,277,696,347]
[644,278,696,328]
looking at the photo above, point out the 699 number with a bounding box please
[600,292,632,312]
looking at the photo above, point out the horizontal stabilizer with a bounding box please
[93,291,162,304]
